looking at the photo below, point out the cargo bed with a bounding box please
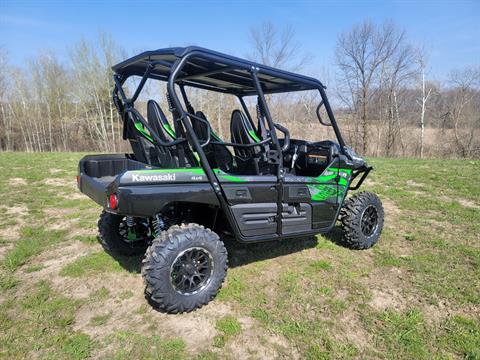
[78,154,219,217]
[78,154,156,208]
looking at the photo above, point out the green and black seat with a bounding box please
[230,109,270,174]
[191,111,233,172]
[147,100,177,142]
[146,99,200,168]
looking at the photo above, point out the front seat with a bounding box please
[190,111,233,172]
[230,110,269,174]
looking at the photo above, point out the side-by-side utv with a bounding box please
[77,46,384,313]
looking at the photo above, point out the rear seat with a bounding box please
[191,111,233,172]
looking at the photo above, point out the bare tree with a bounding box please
[335,21,407,154]
[69,33,124,152]
[446,66,480,157]
[248,21,307,72]
[416,54,432,158]
[0,47,12,150]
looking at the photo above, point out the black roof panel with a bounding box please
[112,46,323,95]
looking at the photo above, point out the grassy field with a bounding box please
[0,153,479,359]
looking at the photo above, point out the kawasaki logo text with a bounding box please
[131,173,176,182]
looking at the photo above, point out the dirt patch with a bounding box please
[368,288,405,311]
[363,267,412,312]
[226,315,298,359]
[437,195,479,210]
[42,207,96,238]
[381,198,403,232]
[63,192,87,200]
[43,207,77,218]
[382,198,401,216]
[18,241,94,282]
[335,312,371,350]
[43,178,75,188]
[0,243,14,261]
[67,265,295,357]
[364,179,379,187]
[11,177,27,186]
[49,168,64,174]
[4,205,29,217]
[406,180,425,188]
[457,198,480,210]
[421,301,480,325]
[0,204,29,240]
[0,226,21,241]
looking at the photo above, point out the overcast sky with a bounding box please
[1,0,479,82]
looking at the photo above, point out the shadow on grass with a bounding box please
[111,254,143,273]
[225,225,346,268]
[105,226,346,273]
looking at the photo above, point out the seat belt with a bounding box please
[166,92,186,167]
[256,97,269,140]
[256,98,271,154]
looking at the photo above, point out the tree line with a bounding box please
[0,22,479,158]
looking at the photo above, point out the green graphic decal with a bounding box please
[134,168,205,175]
[308,184,338,201]
[215,172,246,183]
[307,167,352,201]
[134,122,154,142]
[248,130,261,143]
[163,123,176,138]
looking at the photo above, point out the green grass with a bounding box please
[60,332,97,360]
[440,315,480,359]
[60,251,124,277]
[0,280,92,358]
[2,227,67,271]
[0,153,478,359]
[25,264,45,273]
[214,316,242,348]
[308,259,332,271]
[105,331,186,359]
[90,313,112,326]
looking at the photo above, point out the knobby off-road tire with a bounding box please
[340,191,384,249]
[98,211,149,256]
[142,223,228,314]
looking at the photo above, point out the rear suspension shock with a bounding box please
[126,216,135,227]
[152,214,167,237]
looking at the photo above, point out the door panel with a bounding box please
[224,180,278,237]
[283,159,341,233]
[231,203,277,237]
[281,203,311,234]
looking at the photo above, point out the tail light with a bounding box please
[109,194,118,209]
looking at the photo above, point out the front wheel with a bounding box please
[142,223,228,313]
[340,191,384,249]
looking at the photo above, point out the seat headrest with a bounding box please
[147,100,176,142]
[194,111,222,141]
[230,110,260,143]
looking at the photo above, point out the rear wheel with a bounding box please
[98,211,150,256]
[340,191,384,249]
[142,223,228,313]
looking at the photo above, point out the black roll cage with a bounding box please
[112,50,347,153]
[112,47,350,241]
